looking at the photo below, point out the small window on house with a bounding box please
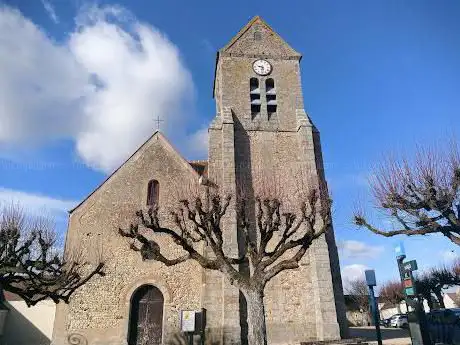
[250,78,261,119]
[265,78,277,119]
[254,31,262,41]
[147,180,159,206]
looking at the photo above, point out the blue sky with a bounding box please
[0,0,459,288]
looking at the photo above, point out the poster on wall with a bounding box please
[180,310,196,332]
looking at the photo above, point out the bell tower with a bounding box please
[212,16,303,132]
[205,16,347,344]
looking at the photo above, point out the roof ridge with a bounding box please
[70,132,200,213]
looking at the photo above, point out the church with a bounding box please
[52,16,347,345]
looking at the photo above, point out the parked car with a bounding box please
[380,317,393,328]
[391,314,409,328]
[380,314,406,328]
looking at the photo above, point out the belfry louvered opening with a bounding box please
[266,78,277,118]
[250,77,261,118]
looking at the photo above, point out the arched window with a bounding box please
[265,78,277,119]
[147,180,159,206]
[254,31,262,41]
[128,285,164,345]
[250,78,261,119]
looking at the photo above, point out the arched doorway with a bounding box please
[128,285,164,345]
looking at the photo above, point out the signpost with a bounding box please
[181,310,196,345]
[180,309,207,345]
[181,310,196,333]
[394,242,431,345]
[365,269,382,345]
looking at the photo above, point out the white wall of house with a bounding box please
[444,294,458,309]
[380,293,460,320]
[3,299,55,345]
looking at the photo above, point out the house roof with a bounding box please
[70,131,202,214]
[446,292,458,302]
[4,291,22,301]
[189,160,208,177]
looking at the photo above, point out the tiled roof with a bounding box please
[4,291,22,301]
[189,160,208,177]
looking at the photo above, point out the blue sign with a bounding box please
[365,269,377,286]
[405,287,415,296]
[394,242,406,259]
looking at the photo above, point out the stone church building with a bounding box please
[52,16,347,345]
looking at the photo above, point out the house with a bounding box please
[1,291,55,345]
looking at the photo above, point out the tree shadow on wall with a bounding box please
[234,113,253,345]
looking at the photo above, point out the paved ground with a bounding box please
[349,326,411,345]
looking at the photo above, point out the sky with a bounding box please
[0,0,459,289]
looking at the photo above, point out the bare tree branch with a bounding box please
[379,280,404,307]
[0,205,104,306]
[345,278,370,312]
[118,177,332,345]
[354,143,460,245]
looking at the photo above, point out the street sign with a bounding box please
[404,278,413,287]
[394,242,406,259]
[403,260,418,272]
[405,287,415,296]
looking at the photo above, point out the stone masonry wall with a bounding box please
[52,134,204,345]
[209,16,347,343]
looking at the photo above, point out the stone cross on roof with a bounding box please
[154,115,164,131]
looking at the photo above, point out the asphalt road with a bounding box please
[349,326,411,345]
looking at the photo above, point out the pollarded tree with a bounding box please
[414,274,436,311]
[119,181,331,345]
[429,265,460,308]
[379,281,404,312]
[452,258,460,277]
[0,205,104,306]
[354,144,460,245]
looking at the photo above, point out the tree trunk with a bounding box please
[426,296,434,311]
[243,288,267,345]
[434,290,445,309]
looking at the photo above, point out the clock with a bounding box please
[253,59,272,76]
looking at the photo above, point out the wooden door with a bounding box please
[129,285,164,345]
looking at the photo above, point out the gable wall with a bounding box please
[53,135,204,345]
[223,20,299,58]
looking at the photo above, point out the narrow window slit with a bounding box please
[147,180,159,206]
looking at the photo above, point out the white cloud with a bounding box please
[0,5,197,172]
[441,249,458,263]
[342,264,369,289]
[0,187,77,215]
[187,127,208,158]
[41,0,59,23]
[338,240,384,260]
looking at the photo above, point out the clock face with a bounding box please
[253,59,272,76]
